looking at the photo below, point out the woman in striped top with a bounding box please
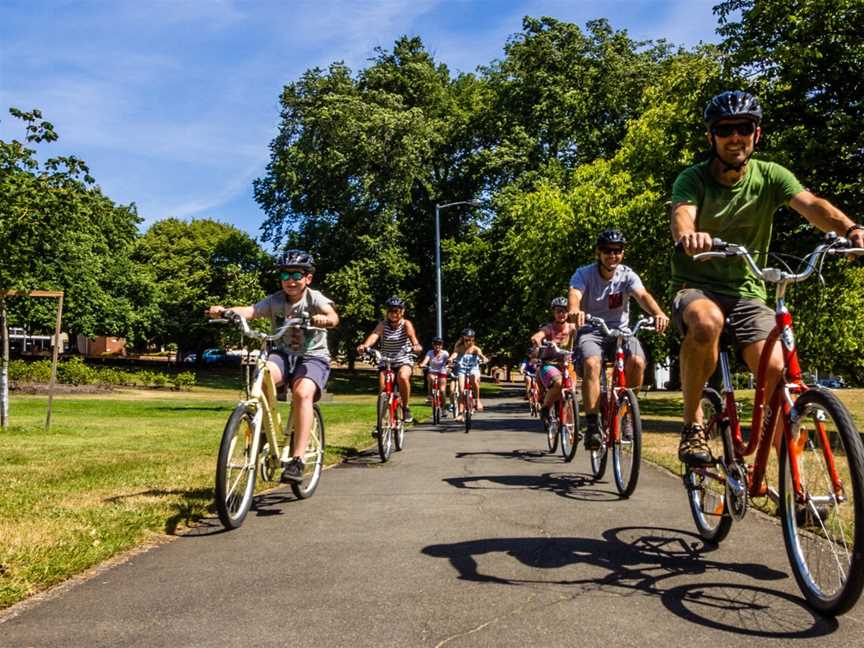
[357,296,423,422]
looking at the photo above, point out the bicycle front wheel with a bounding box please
[560,394,579,463]
[215,405,259,529]
[464,392,473,433]
[780,388,864,615]
[290,404,325,499]
[612,388,642,497]
[376,393,393,462]
[685,388,733,543]
[394,397,405,451]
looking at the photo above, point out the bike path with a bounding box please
[2,394,863,647]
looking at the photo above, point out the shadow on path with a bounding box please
[422,526,837,638]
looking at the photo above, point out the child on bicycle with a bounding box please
[206,249,339,483]
[530,297,578,424]
[518,356,538,400]
[418,336,449,404]
[356,296,423,423]
[450,328,488,420]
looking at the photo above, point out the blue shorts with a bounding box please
[266,352,330,401]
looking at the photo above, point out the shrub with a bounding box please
[57,357,97,385]
[172,371,196,391]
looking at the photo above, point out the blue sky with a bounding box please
[0,0,725,247]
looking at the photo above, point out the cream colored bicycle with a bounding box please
[213,310,326,529]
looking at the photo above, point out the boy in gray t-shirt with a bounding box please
[567,229,669,450]
[207,249,339,484]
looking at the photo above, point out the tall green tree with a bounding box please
[132,218,270,362]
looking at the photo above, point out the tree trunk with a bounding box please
[1,297,9,431]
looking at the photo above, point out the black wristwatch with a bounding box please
[846,224,863,238]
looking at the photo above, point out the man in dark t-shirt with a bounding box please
[670,91,864,466]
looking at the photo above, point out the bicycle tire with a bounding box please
[464,391,472,434]
[394,396,405,451]
[612,388,641,497]
[685,388,733,544]
[215,405,259,529]
[290,404,325,499]
[560,394,579,462]
[779,388,864,615]
[546,407,559,453]
[433,403,441,426]
[376,393,393,462]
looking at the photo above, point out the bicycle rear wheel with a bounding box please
[376,393,393,462]
[779,388,864,615]
[685,388,733,543]
[290,404,325,499]
[560,394,579,463]
[590,394,608,479]
[394,397,405,451]
[215,405,259,529]
[612,388,642,497]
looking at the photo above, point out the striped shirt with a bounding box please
[380,320,412,359]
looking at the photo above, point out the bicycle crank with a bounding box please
[724,461,749,521]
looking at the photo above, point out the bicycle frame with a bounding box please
[696,235,861,502]
[380,357,402,422]
[590,316,653,445]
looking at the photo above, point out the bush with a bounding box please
[57,357,97,386]
[8,359,53,383]
[172,372,196,391]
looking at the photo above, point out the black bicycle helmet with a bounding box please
[276,249,315,271]
[704,91,763,127]
[461,328,475,338]
[596,228,626,248]
[385,296,405,309]
[431,336,444,344]
[550,296,568,309]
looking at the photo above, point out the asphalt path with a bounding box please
[2,393,864,647]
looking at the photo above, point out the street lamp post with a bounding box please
[434,199,481,339]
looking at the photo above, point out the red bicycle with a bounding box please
[429,370,447,426]
[539,341,581,462]
[365,350,406,462]
[527,370,541,418]
[683,234,864,615]
[586,315,654,497]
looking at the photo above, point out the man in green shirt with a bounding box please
[670,90,864,466]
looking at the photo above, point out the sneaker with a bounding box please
[540,406,550,424]
[280,457,305,483]
[678,423,712,466]
[584,423,603,451]
[403,407,413,423]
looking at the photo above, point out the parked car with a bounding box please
[817,377,845,389]
[202,348,228,364]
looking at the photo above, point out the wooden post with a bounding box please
[0,290,64,432]
[45,292,64,432]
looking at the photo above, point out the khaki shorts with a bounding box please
[672,288,775,347]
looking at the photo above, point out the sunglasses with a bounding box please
[280,270,306,281]
[712,122,756,138]
[599,247,624,255]
[387,308,402,313]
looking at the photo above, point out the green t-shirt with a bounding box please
[670,158,805,301]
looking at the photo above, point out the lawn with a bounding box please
[0,378,431,610]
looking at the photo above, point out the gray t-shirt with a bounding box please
[253,288,333,359]
[569,262,644,329]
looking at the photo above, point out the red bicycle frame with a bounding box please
[710,304,842,502]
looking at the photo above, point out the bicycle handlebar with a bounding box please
[214,310,326,341]
[691,233,864,286]
[586,315,655,338]
[363,349,415,367]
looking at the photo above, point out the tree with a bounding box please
[132,219,270,362]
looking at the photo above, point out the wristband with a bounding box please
[845,224,863,238]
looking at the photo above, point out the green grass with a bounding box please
[0,385,430,610]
